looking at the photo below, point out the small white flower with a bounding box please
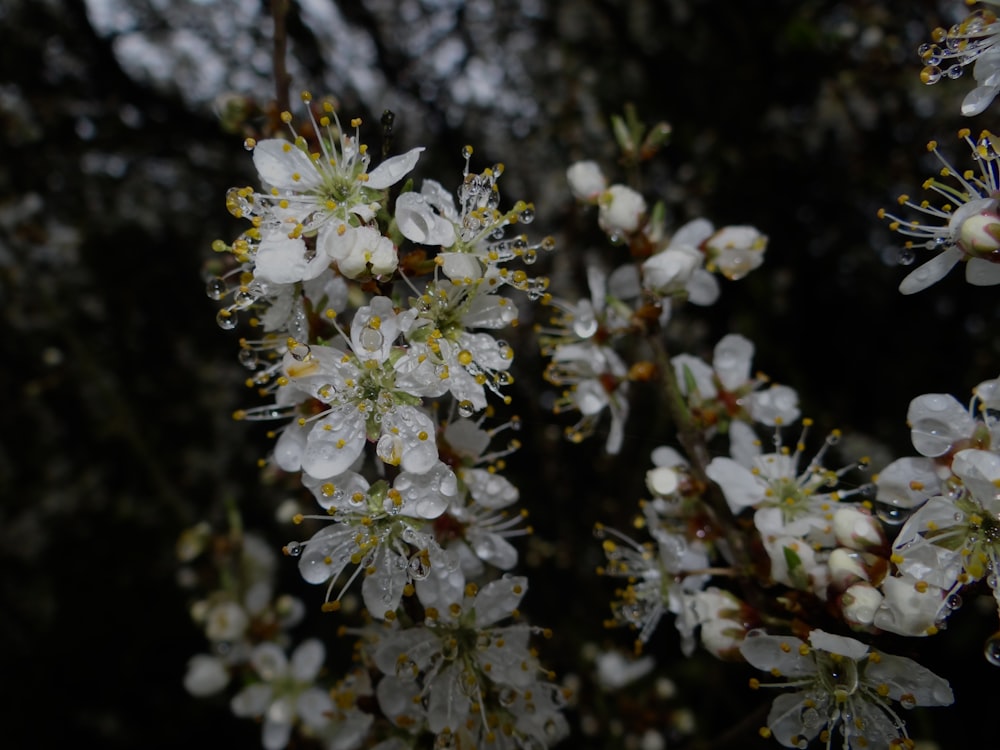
[740,628,953,749]
[704,225,767,280]
[638,218,721,304]
[233,95,421,284]
[884,449,1000,632]
[880,130,1000,294]
[231,639,331,750]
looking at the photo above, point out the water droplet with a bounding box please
[984,631,1000,666]
[284,542,303,557]
[395,655,419,680]
[946,593,963,611]
[289,342,312,361]
[205,277,227,300]
[407,554,430,579]
[921,65,943,85]
[359,326,384,352]
[457,400,476,418]
[498,686,517,706]
[519,207,535,224]
[238,348,259,369]
[899,693,917,709]
[876,505,910,526]
[234,289,256,308]
[897,247,916,266]
[946,64,963,80]
[216,310,238,330]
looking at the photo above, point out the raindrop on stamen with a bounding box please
[457,400,476,418]
[216,310,238,330]
[205,278,227,300]
[238,348,259,369]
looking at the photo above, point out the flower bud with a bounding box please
[828,547,870,590]
[705,225,767,280]
[840,582,883,628]
[566,161,607,202]
[645,466,679,497]
[958,207,1000,256]
[833,507,886,552]
[598,184,647,235]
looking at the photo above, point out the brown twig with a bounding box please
[271,0,291,113]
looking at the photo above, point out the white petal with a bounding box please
[965,256,1000,285]
[365,147,424,189]
[381,406,438,474]
[183,655,229,697]
[395,191,457,246]
[898,246,962,294]
[686,268,720,305]
[231,683,273,717]
[253,139,322,191]
[713,334,754,391]
[302,408,367,479]
[961,84,1000,117]
[291,638,325,682]
[473,574,528,627]
[706,457,764,512]
[671,218,714,248]
[255,235,328,285]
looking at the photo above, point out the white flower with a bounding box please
[880,130,1000,294]
[704,225,767,280]
[233,95,421,284]
[640,218,720,304]
[566,160,607,202]
[403,279,518,413]
[596,513,711,650]
[885,449,1000,631]
[396,156,551,287]
[671,333,800,432]
[918,7,1000,116]
[740,628,953,750]
[598,184,646,235]
[293,467,458,618]
[266,298,448,480]
[231,639,331,750]
[370,576,568,748]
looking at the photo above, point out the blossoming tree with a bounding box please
[174,2,1000,749]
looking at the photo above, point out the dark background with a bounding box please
[3,0,999,747]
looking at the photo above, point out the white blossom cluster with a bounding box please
[179,3,1000,748]
[186,93,565,750]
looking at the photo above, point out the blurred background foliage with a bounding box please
[4,0,1000,747]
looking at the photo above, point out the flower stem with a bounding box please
[271,0,291,113]
[650,333,770,607]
